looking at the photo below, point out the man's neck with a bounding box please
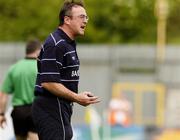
[58,26,75,40]
[26,53,37,59]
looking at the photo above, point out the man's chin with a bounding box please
[78,32,85,36]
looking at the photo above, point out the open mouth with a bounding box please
[80,26,85,30]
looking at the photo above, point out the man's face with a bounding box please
[68,6,88,36]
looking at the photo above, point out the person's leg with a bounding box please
[12,105,38,140]
[32,96,73,140]
[27,106,39,140]
[27,131,39,140]
[11,107,29,140]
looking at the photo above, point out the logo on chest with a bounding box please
[72,56,75,60]
[71,70,80,77]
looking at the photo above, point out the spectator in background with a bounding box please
[108,92,132,127]
[0,39,41,140]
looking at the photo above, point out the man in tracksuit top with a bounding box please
[32,1,100,140]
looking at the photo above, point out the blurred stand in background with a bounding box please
[1,44,180,140]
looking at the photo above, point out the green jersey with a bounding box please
[1,58,37,106]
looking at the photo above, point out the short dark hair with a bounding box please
[26,39,41,55]
[59,0,84,25]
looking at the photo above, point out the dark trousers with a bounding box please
[32,96,73,140]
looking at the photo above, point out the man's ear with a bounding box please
[64,16,71,25]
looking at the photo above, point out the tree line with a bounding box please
[0,0,179,44]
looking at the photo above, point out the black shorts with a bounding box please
[32,96,73,140]
[11,104,36,136]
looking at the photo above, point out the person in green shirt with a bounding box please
[0,39,41,140]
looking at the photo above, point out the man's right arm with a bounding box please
[42,82,100,106]
[0,92,8,115]
[0,92,8,128]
